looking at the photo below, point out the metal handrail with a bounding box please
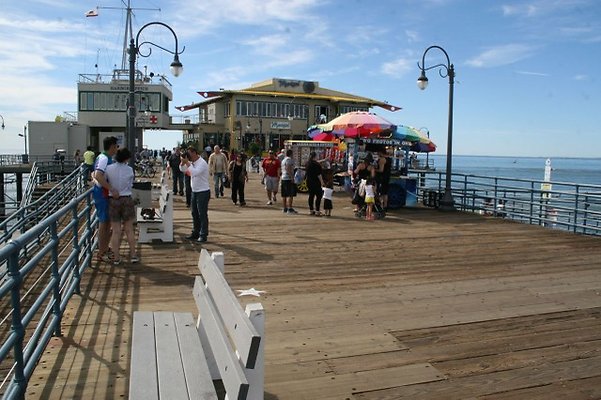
[0,165,86,245]
[18,163,39,209]
[410,170,601,236]
[0,188,96,399]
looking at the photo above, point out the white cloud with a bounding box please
[242,34,289,56]
[466,44,535,68]
[573,74,588,81]
[405,30,420,43]
[381,57,413,78]
[515,70,550,77]
[501,4,538,17]
[169,0,321,38]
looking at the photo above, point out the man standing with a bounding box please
[180,147,211,243]
[83,146,95,181]
[169,147,184,196]
[92,136,119,262]
[208,145,228,198]
[261,150,281,205]
[281,149,298,214]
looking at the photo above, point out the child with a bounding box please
[364,177,376,220]
[322,178,334,217]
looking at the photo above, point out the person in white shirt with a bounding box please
[180,147,211,243]
[105,148,138,264]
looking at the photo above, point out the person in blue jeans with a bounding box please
[180,147,211,243]
[208,145,228,198]
[169,148,184,195]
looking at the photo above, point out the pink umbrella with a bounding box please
[312,132,336,142]
[316,111,396,138]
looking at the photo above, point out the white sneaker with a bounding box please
[267,200,273,205]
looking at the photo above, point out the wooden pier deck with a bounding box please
[27,172,601,399]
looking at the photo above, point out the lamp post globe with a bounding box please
[417,71,429,90]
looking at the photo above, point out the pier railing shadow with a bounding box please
[0,189,96,399]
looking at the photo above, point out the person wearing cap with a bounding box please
[261,150,281,205]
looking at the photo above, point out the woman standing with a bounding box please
[229,152,248,206]
[105,148,138,264]
[305,151,324,216]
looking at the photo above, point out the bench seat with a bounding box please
[130,311,217,400]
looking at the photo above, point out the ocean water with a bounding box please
[427,155,601,187]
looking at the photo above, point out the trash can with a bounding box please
[422,189,442,208]
[21,154,29,164]
[388,177,418,209]
[132,181,152,208]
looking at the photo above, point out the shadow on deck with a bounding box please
[28,172,601,399]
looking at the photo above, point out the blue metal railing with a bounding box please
[1,164,86,245]
[410,170,601,236]
[0,188,96,399]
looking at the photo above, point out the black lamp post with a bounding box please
[0,114,5,130]
[18,125,28,162]
[419,127,430,169]
[128,21,183,166]
[417,45,455,211]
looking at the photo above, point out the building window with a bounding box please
[341,105,368,114]
[78,91,162,112]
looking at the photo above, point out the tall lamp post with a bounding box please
[128,22,183,166]
[417,45,455,211]
[419,127,430,169]
[18,125,28,163]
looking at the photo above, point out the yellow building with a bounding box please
[177,78,400,151]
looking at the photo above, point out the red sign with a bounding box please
[149,115,158,124]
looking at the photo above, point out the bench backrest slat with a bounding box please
[198,249,261,368]
[194,277,249,400]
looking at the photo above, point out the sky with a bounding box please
[1,0,600,158]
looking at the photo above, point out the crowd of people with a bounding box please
[89,140,396,265]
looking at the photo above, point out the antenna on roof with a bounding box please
[96,0,161,70]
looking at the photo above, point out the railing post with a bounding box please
[49,222,63,337]
[573,185,580,234]
[71,206,82,295]
[530,181,535,225]
[8,248,27,399]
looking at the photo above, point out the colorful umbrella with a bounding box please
[312,132,336,142]
[307,125,324,138]
[315,111,396,138]
[389,125,422,143]
[411,130,437,153]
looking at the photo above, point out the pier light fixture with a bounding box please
[128,21,184,166]
[417,45,455,211]
[0,114,5,130]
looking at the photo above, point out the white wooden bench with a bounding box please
[136,184,173,243]
[129,250,265,400]
[151,171,167,201]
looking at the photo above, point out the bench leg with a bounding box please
[245,303,265,400]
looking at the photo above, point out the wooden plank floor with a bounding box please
[26,171,601,399]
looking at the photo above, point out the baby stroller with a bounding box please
[352,179,386,220]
